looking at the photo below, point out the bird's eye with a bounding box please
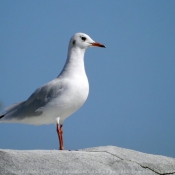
[80,36,86,41]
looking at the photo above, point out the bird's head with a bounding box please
[69,33,106,50]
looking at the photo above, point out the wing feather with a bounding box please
[0,78,62,120]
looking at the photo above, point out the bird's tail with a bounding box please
[0,114,4,119]
[0,101,25,120]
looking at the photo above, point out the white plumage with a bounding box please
[0,32,105,150]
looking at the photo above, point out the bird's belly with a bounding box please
[41,83,89,124]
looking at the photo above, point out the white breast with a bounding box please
[37,74,89,124]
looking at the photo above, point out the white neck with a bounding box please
[58,47,86,78]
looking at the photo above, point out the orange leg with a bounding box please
[56,124,64,150]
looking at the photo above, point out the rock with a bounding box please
[0,146,175,175]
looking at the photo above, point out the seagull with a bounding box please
[0,33,105,150]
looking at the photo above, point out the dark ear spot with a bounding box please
[73,40,76,45]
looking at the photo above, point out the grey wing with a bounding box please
[0,79,61,121]
[0,101,25,119]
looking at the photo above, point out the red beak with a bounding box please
[91,42,106,48]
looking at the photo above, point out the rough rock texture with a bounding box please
[0,146,175,175]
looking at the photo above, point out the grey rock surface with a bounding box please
[0,146,175,175]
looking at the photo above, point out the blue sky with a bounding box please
[0,1,175,158]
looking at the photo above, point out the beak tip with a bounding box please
[91,42,106,48]
[101,45,106,48]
